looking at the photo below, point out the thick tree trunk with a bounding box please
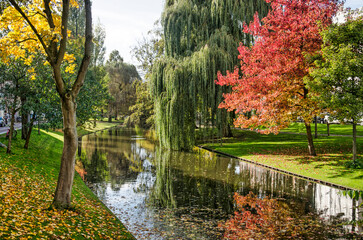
[52,97,78,209]
[352,122,357,164]
[24,113,36,149]
[304,121,316,156]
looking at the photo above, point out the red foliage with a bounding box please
[216,0,340,134]
[220,192,360,239]
[220,192,293,239]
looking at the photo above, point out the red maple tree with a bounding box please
[216,0,340,155]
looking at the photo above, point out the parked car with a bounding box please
[0,117,4,127]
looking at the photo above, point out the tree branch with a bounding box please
[42,0,55,29]
[72,0,92,96]
[8,0,50,57]
[56,0,70,67]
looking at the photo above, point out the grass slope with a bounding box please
[0,125,134,239]
[204,130,363,190]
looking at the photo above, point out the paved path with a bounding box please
[0,123,22,135]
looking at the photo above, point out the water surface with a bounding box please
[78,128,362,239]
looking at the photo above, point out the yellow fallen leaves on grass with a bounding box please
[0,157,133,239]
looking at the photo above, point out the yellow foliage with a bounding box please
[0,0,77,70]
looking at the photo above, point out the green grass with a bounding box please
[77,121,122,136]
[204,130,363,190]
[284,122,363,136]
[0,129,134,239]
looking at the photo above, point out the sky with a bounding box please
[92,0,362,68]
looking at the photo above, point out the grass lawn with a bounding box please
[203,130,363,190]
[0,127,134,239]
[284,122,363,136]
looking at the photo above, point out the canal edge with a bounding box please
[197,145,361,192]
[77,125,137,240]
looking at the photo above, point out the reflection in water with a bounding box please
[78,128,362,239]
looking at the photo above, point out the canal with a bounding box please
[77,128,362,239]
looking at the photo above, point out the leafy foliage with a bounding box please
[221,192,361,239]
[308,18,363,163]
[129,80,154,129]
[216,0,340,156]
[308,18,363,123]
[217,0,340,133]
[106,50,141,119]
[152,0,270,150]
[0,131,134,239]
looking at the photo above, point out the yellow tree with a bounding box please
[0,0,92,209]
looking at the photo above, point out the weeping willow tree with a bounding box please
[152,0,270,150]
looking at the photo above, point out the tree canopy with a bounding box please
[308,18,363,164]
[216,0,340,156]
[152,0,270,150]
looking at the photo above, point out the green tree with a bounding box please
[0,58,28,153]
[106,50,141,121]
[129,79,154,129]
[308,18,363,165]
[152,0,270,150]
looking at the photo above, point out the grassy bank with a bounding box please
[204,130,363,190]
[77,121,123,136]
[0,124,134,239]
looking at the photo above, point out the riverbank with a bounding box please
[203,129,363,191]
[0,123,134,239]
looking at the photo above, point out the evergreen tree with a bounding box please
[152,0,270,150]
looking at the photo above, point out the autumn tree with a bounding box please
[308,18,363,165]
[216,0,340,156]
[0,0,93,209]
[152,0,270,150]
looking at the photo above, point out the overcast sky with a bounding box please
[92,0,362,67]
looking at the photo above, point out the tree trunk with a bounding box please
[327,122,330,136]
[21,96,28,140]
[24,113,36,149]
[314,116,318,139]
[6,105,16,154]
[352,122,357,164]
[52,97,78,209]
[304,121,316,156]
